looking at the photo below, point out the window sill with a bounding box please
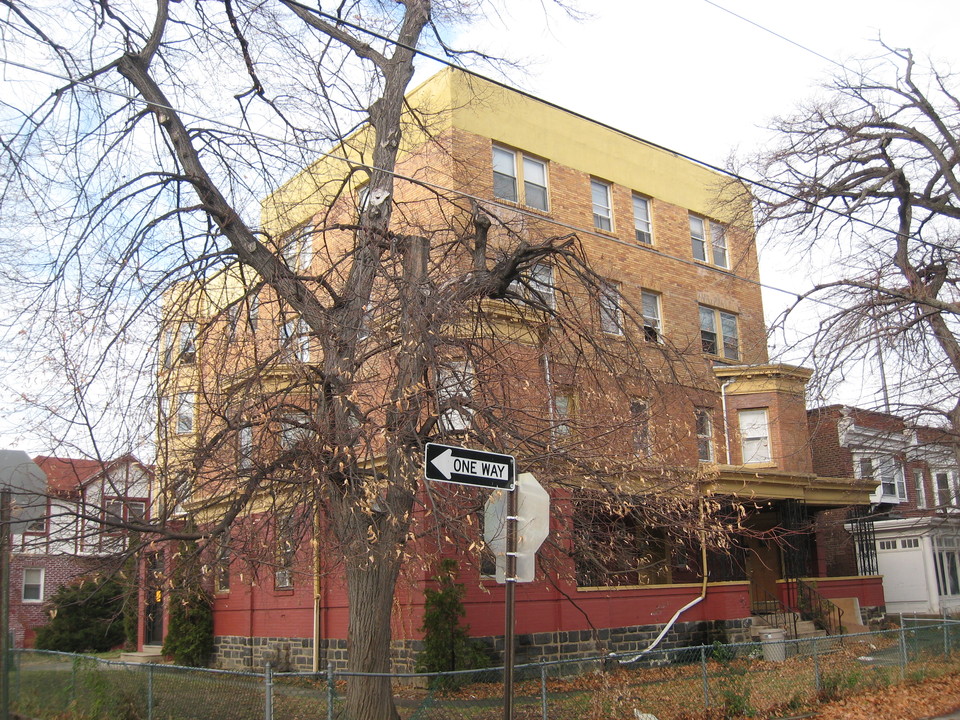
[741,461,777,469]
[491,197,551,216]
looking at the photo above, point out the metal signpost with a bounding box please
[425,445,550,720]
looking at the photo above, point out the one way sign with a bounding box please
[424,443,516,490]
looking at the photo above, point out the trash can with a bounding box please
[760,628,786,662]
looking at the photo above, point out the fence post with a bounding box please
[326,661,335,720]
[147,664,154,720]
[700,645,710,710]
[898,624,908,680]
[813,636,820,696]
[264,662,273,720]
[540,659,548,720]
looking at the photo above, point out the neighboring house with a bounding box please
[809,406,960,615]
[155,68,882,671]
[11,455,152,648]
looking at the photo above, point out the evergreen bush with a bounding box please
[34,575,125,653]
[162,542,214,667]
[416,559,491,686]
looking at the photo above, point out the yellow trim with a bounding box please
[713,363,813,396]
[775,575,882,584]
[577,580,748,592]
[704,468,873,506]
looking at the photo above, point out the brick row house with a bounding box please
[10,455,152,648]
[809,406,960,615]
[152,69,883,671]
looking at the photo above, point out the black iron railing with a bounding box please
[796,578,844,635]
[751,588,798,638]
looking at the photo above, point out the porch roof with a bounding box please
[702,466,873,507]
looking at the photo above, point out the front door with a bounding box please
[745,537,781,613]
[144,553,164,645]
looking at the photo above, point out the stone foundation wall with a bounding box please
[213,618,753,671]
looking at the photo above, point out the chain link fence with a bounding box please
[13,620,960,720]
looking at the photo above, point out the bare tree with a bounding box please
[1,3,747,719]
[746,47,960,443]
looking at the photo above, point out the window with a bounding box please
[553,390,575,439]
[162,329,174,368]
[280,318,310,362]
[879,539,897,551]
[739,409,770,464]
[914,469,927,509]
[599,281,623,335]
[528,263,555,309]
[492,146,548,211]
[695,408,714,462]
[591,179,613,231]
[690,216,707,261]
[22,568,43,602]
[238,424,253,473]
[631,400,651,457]
[280,412,313,450]
[437,361,474,432]
[935,536,960,596]
[248,293,260,334]
[275,513,296,589]
[859,455,905,502]
[633,195,652,244]
[176,392,195,435]
[179,322,196,364]
[641,290,661,342]
[699,305,739,360]
[284,224,313,271]
[25,514,46,533]
[226,304,240,343]
[574,507,670,587]
[902,538,920,549]
[711,222,728,268]
[103,498,146,525]
[690,216,729,268]
[215,532,231,593]
[936,471,955,507]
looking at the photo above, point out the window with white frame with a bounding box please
[280,318,310,362]
[641,290,661,342]
[226,304,240,343]
[179,322,196,364]
[248,293,260,334]
[631,399,652,457]
[695,408,714,462]
[437,361,474,432]
[739,408,771,464]
[633,195,652,244]
[914,469,927,509]
[162,328,174,368]
[215,531,231,593]
[283,224,313,272]
[491,146,548,211]
[275,513,296,589]
[238,423,253,473]
[553,390,575,439]
[591,179,613,231]
[934,536,960,596]
[176,392,195,435]
[22,568,43,602]
[699,305,739,360]
[858,455,906,502]
[511,263,555,309]
[935,470,956,507]
[690,215,729,268]
[280,412,313,450]
[599,281,623,335]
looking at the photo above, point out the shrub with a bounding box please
[162,542,214,667]
[34,575,125,653]
[416,559,490,686]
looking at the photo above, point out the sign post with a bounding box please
[503,485,517,720]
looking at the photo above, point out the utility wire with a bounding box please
[0,5,952,305]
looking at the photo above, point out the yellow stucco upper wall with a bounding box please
[429,68,746,221]
[264,68,749,231]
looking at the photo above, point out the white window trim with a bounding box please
[640,290,661,342]
[699,305,739,361]
[492,145,548,211]
[599,281,623,335]
[690,215,707,261]
[858,453,906,503]
[738,408,771,464]
[176,392,195,435]
[591,179,613,232]
[696,408,714,463]
[437,360,475,432]
[22,567,44,603]
[710,221,728,268]
[691,215,729,268]
[632,195,652,245]
[914,469,927,509]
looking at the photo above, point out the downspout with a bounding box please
[312,505,322,672]
[720,379,734,465]
[623,499,710,659]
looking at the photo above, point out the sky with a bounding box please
[448,0,960,401]
[2,0,959,453]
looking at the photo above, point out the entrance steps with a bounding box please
[120,645,167,664]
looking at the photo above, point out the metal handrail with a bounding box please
[796,578,844,636]
[751,588,798,638]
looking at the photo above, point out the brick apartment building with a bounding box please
[154,68,883,671]
[12,455,152,648]
[809,405,960,615]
